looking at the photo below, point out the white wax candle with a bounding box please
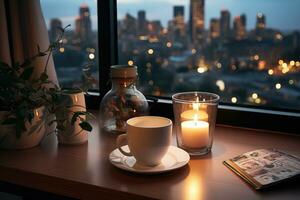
[181,120,209,148]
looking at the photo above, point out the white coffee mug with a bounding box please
[116,116,172,166]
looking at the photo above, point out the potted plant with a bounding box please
[48,82,94,145]
[0,25,93,149]
[51,89,89,144]
[0,49,52,149]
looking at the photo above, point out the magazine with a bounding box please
[223,149,300,189]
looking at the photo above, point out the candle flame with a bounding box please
[192,97,200,111]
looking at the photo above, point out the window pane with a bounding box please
[41,0,99,89]
[117,0,300,111]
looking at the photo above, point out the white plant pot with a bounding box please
[0,107,46,149]
[56,92,88,145]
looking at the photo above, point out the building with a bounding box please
[256,13,266,30]
[233,14,246,40]
[173,6,185,38]
[49,18,62,42]
[190,0,205,46]
[79,4,92,41]
[174,5,184,18]
[148,20,162,36]
[220,10,230,39]
[137,10,147,36]
[75,3,92,43]
[210,18,220,40]
[122,13,137,36]
[240,14,246,27]
[75,16,81,36]
[255,13,266,40]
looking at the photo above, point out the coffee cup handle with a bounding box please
[116,134,133,157]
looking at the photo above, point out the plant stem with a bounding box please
[44,48,52,73]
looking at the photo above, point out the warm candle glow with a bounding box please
[181,109,208,122]
[192,97,200,110]
[194,114,198,121]
[181,97,208,121]
[181,118,209,148]
[173,92,219,155]
[184,173,203,200]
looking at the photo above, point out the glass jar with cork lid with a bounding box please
[100,65,148,134]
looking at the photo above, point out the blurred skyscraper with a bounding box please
[220,10,231,39]
[122,13,137,36]
[240,14,246,28]
[148,20,162,36]
[233,14,246,40]
[190,0,205,46]
[75,3,92,43]
[255,13,266,40]
[210,18,220,40]
[173,6,185,37]
[49,18,62,42]
[256,13,266,30]
[137,10,147,36]
[174,6,184,17]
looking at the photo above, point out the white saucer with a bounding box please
[109,145,190,174]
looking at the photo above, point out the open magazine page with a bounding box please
[226,149,300,188]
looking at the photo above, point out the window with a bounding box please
[39,0,299,133]
[41,0,99,89]
[117,0,300,112]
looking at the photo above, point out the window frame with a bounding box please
[90,0,300,134]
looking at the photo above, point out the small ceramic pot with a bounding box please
[0,106,46,149]
[56,91,88,145]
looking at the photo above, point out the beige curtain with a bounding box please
[0,0,58,85]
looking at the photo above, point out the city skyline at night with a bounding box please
[116,0,300,109]
[41,0,300,110]
[41,0,300,31]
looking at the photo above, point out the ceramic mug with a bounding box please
[116,116,172,166]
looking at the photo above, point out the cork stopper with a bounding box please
[110,65,137,78]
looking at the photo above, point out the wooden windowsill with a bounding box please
[0,111,299,200]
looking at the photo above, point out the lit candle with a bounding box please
[181,110,208,121]
[180,97,208,121]
[181,115,209,148]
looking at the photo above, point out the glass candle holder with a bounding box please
[172,92,220,155]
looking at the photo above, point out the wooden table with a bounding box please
[0,114,299,200]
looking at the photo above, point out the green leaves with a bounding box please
[0,24,95,138]
[81,62,97,94]
[37,45,47,57]
[71,111,90,125]
[40,72,48,82]
[70,111,94,132]
[19,67,34,80]
[79,121,92,132]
